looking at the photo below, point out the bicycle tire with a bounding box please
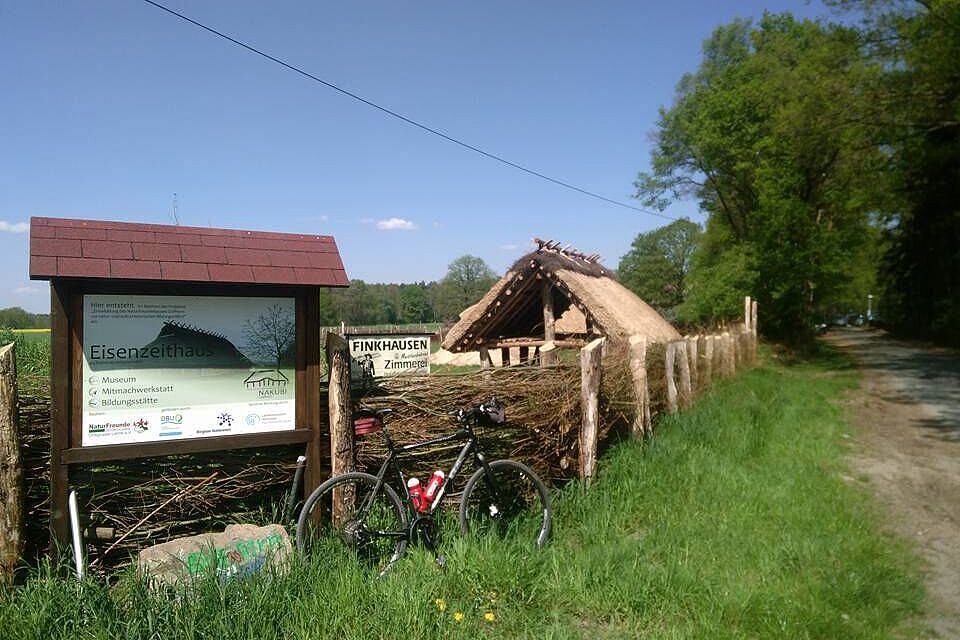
[296,472,408,575]
[459,459,551,547]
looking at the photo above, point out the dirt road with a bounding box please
[823,328,960,638]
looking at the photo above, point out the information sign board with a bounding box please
[82,295,296,446]
[347,334,431,382]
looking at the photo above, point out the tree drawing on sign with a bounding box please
[242,304,295,367]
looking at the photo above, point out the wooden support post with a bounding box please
[703,335,714,386]
[501,347,510,367]
[579,338,604,481]
[751,300,759,361]
[479,346,492,370]
[302,292,324,498]
[744,296,752,334]
[326,333,354,523]
[665,341,678,414]
[49,281,71,556]
[519,346,530,365]
[0,343,22,583]
[628,335,650,438]
[676,340,692,408]
[541,282,557,367]
[687,336,699,393]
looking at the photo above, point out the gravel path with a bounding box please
[823,328,960,638]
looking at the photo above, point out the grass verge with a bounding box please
[0,348,923,638]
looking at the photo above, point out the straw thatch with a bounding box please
[442,240,681,352]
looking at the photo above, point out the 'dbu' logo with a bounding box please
[245,414,261,427]
[161,414,183,425]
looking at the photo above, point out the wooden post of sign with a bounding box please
[541,283,557,367]
[703,335,714,386]
[628,336,650,438]
[687,336,699,393]
[579,338,604,481]
[479,346,492,370]
[665,341,678,414]
[676,340,692,408]
[0,343,22,582]
[49,281,71,555]
[302,292,324,497]
[326,333,353,523]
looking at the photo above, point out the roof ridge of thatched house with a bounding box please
[441,239,680,358]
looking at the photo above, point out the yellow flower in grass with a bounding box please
[435,598,446,612]
[484,612,496,622]
[453,612,464,623]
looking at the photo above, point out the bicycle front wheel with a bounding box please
[296,472,408,575]
[459,459,551,547]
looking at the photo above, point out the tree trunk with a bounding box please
[0,343,22,583]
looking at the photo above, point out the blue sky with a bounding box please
[2,1,834,313]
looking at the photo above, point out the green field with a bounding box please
[0,347,924,639]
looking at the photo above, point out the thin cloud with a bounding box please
[14,286,42,295]
[0,221,30,233]
[376,218,417,231]
[500,243,520,251]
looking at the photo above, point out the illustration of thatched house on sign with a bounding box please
[243,369,290,389]
[442,239,680,367]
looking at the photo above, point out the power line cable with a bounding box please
[140,0,679,221]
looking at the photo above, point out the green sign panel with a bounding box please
[82,295,296,446]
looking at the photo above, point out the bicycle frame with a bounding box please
[357,420,497,534]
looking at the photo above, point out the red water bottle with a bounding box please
[424,470,446,505]
[407,477,426,512]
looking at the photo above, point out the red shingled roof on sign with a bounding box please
[29,217,349,287]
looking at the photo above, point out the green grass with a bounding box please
[0,348,924,639]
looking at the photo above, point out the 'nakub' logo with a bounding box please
[243,370,290,389]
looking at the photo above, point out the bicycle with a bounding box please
[295,397,551,575]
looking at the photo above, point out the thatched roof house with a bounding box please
[442,240,680,362]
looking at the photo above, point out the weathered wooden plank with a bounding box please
[326,332,354,524]
[579,337,604,480]
[744,296,752,334]
[0,343,22,582]
[628,335,649,438]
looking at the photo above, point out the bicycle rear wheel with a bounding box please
[296,472,408,575]
[459,459,551,547]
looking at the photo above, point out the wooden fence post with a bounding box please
[541,282,557,367]
[703,335,714,386]
[744,296,752,334]
[628,335,650,438]
[0,343,22,583]
[687,336,699,393]
[479,346,492,370]
[751,300,759,361]
[579,338,604,481]
[665,341,678,414]
[676,340,692,408]
[326,333,354,522]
